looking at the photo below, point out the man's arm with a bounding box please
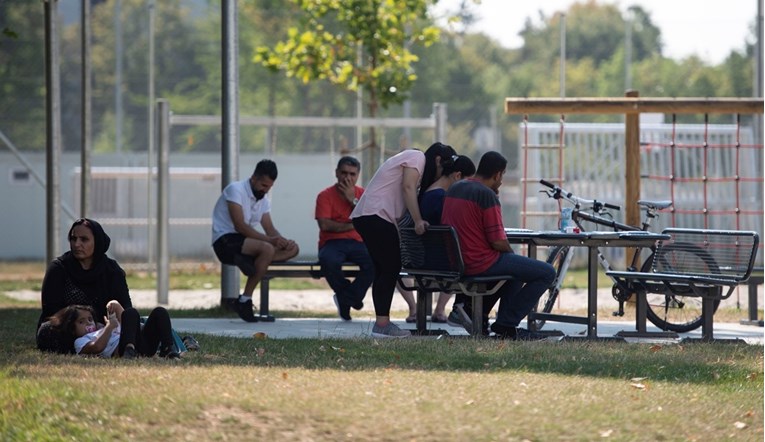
[490,239,513,253]
[227,201,273,243]
[317,218,355,233]
[315,188,355,233]
[261,212,296,249]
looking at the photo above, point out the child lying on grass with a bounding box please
[49,301,181,359]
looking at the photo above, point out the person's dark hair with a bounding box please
[419,142,457,198]
[68,218,111,257]
[49,304,95,337]
[476,151,507,178]
[336,156,360,170]
[441,155,476,178]
[253,159,278,181]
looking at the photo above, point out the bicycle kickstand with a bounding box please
[612,300,625,317]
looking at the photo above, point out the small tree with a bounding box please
[254,0,440,174]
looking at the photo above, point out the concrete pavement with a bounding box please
[9,287,763,344]
[168,316,765,344]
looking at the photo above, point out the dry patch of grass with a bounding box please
[3,355,762,441]
[1,303,763,441]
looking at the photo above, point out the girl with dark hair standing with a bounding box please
[351,142,455,338]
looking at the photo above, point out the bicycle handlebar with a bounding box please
[538,179,621,212]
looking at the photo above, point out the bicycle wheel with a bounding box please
[641,243,721,333]
[531,245,569,330]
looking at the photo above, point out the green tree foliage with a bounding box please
[254,0,441,166]
[0,0,756,159]
[0,0,46,151]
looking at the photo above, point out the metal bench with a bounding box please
[607,228,760,341]
[256,261,360,321]
[399,225,514,337]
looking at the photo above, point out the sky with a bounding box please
[432,0,760,65]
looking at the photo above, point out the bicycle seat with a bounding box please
[637,199,673,210]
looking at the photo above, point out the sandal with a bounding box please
[405,314,417,323]
[182,335,200,351]
[431,314,448,323]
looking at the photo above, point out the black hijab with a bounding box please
[59,218,112,284]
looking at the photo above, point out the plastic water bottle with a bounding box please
[560,208,574,232]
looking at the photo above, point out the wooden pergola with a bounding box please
[505,92,764,230]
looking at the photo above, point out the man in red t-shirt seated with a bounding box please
[315,156,374,321]
[441,151,555,339]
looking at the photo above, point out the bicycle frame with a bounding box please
[538,180,668,318]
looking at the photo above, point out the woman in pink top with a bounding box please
[351,142,456,338]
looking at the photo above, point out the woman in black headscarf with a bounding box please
[36,218,132,353]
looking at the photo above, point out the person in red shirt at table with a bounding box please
[441,151,555,339]
[315,156,374,321]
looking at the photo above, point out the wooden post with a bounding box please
[624,91,640,268]
[624,90,640,232]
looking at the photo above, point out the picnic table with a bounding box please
[503,229,670,339]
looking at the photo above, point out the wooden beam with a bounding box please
[624,91,640,267]
[505,97,765,115]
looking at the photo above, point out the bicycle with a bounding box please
[533,179,720,333]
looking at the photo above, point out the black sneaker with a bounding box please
[233,253,257,277]
[122,346,138,359]
[490,323,547,341]
[234,296,258,323]
[159,346,182,359]
[490,322,516,339]
[513,327,549,341]
[333,294,352,321]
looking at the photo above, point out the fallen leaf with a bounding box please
[465,399,475,405]
[743,410,754,417]
[746,372,758,380]
[649,344,662,352]
[282,372,288,380]
[252,332,267,340]
[630,383,646,390]
[599,429,613,437]
[331,346,345,352]
[733,421,747,429]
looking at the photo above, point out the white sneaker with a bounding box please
[371,322,411,338]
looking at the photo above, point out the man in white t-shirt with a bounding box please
[212,159,299,322]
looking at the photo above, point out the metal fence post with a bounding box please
[45,0,62,264]
[434,102,447,142]
[221,0,240,305]
[156,99,170,305]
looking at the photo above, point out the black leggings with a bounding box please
[119,307,175,357]
[352,215,400,317]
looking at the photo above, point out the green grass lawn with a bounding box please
[1,293,762,441]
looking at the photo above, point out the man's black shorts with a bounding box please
[213,233,246,266]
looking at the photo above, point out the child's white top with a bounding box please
[74,325,121,357]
